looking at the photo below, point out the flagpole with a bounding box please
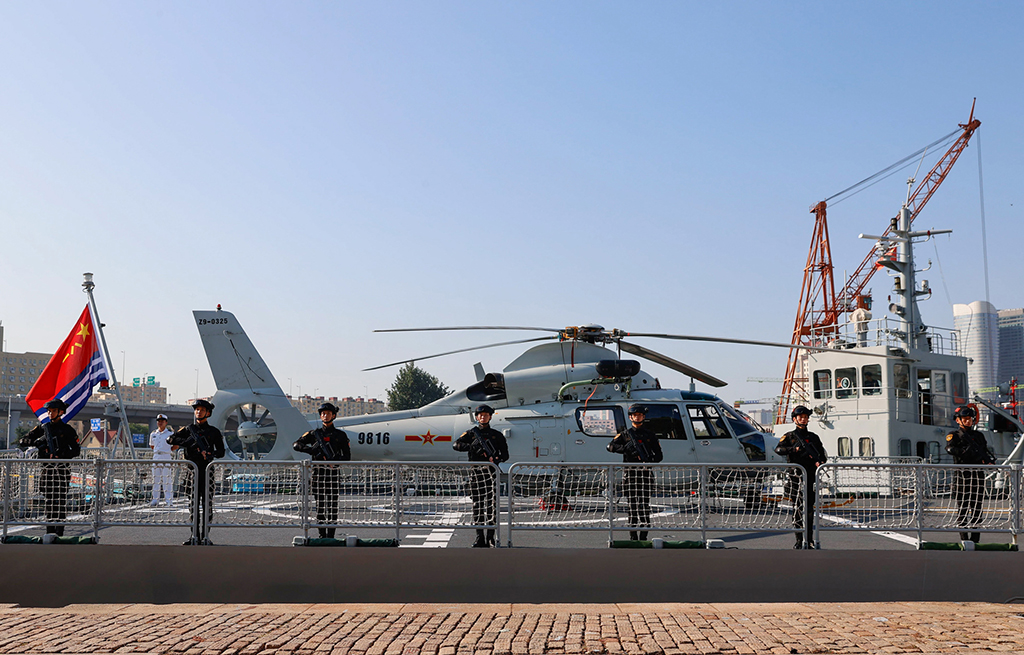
[82,273,137,458]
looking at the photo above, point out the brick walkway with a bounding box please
[0,603,1022,654]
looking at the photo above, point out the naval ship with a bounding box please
[772,201,1023,465]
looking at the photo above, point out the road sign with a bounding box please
[132,433,146,445]
[133,378,140,387]
[91,418,102,432]
[146,376,155,385]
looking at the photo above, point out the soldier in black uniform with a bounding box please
[945,405,994,543]
[775,405,827,549]
[608,404,663,541]
[453,404,508,547]
[167,399,225,544]
[20,399,81,536]
[293,402,351,539]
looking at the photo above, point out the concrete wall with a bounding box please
[0,546,1021,607]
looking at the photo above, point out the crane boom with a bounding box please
[837,101,981,312]
[776,101,980,424]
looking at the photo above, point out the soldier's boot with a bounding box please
[486,530,496,547]
[638,531,648,541]
[318,528,329,539]
[326,528,336,540]
[56,526,64,537]
[794,537,804,549]
[472,530,488,548]
[960,532,971,542]
[971,532,981,544]
[629,531,639,541]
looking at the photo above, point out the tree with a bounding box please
[386,363,452,411]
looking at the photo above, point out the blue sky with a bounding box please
[1,2,1021,407]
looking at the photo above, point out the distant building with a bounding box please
[0,343,52,397]
[953,301,1000,398]
[289,395,388,416]
[94,382,168,404]
[999,308,1024,386]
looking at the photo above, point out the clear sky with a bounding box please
[1,2,1021,409]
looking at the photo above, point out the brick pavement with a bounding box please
[0,603,1022,654]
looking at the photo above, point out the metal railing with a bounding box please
[205,461,501,543]
[507,463,804,546]
[1,459,197,540]
[815,463,1021,545]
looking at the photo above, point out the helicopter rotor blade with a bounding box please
[362,336,558,372]
[619,341,727,388]
[622,332,896,359]
[374,326,560,334]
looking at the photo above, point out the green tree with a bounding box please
[386,363,452,411]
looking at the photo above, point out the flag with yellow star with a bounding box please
[26,305,110,423]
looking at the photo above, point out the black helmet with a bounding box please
[954,405,977,419]
[44,399,68,411]
[475,404,495,416]
[627,404,647,415]
[191,399,215,412]
[791,405,812,418]
[318,402,339,414]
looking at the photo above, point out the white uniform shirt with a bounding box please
[150,427,175,459]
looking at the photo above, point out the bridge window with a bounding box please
[858,437,874,457]
[898,439,911,456]
[862,364,882,396]
[643,404,687,440]
[836,367,858,399]
[837,437,852,457]
[813,370,832,399]
[929,441,940,462]
[894,364,911,398]
[687,405,730,439]
[575,407,625,437]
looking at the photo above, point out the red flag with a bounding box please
[26,305,110,422]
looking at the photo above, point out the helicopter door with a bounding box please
[640,404,694,463]
[684,404,746,463]
[568,406,626,461]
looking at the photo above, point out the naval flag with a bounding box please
[25,305,110,423]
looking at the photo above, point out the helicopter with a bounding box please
[194,308,893,468]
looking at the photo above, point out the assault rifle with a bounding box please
[625,429,655,463]
[313,430,337,461]
[959,434,995,465]
[42,422,59,459]
[473,430,501,463]
[790,431,826,464]
[177,424,212,456]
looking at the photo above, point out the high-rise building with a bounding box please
[953,301,999,398]
[998,308,1024,386]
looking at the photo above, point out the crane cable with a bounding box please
[825,128,961,206]
[977,129,991,303]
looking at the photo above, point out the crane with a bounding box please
[776,102,981,424]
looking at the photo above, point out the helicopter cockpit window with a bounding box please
[717,402,759,437]
[640,404,687,440]
[466,373,507,402]
[686,405,730,439]
[575,406,625,437]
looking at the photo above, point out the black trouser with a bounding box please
[953,469,985,543]
[185,462,212,542]
[312,466,340,539]
[623,468,654,541]
[468,466,497,544]
[786,467,814,545]
[40,464,70,536]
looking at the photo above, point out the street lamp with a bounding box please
[6,394,22,450]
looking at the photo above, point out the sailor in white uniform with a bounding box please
[150,414,175,506]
